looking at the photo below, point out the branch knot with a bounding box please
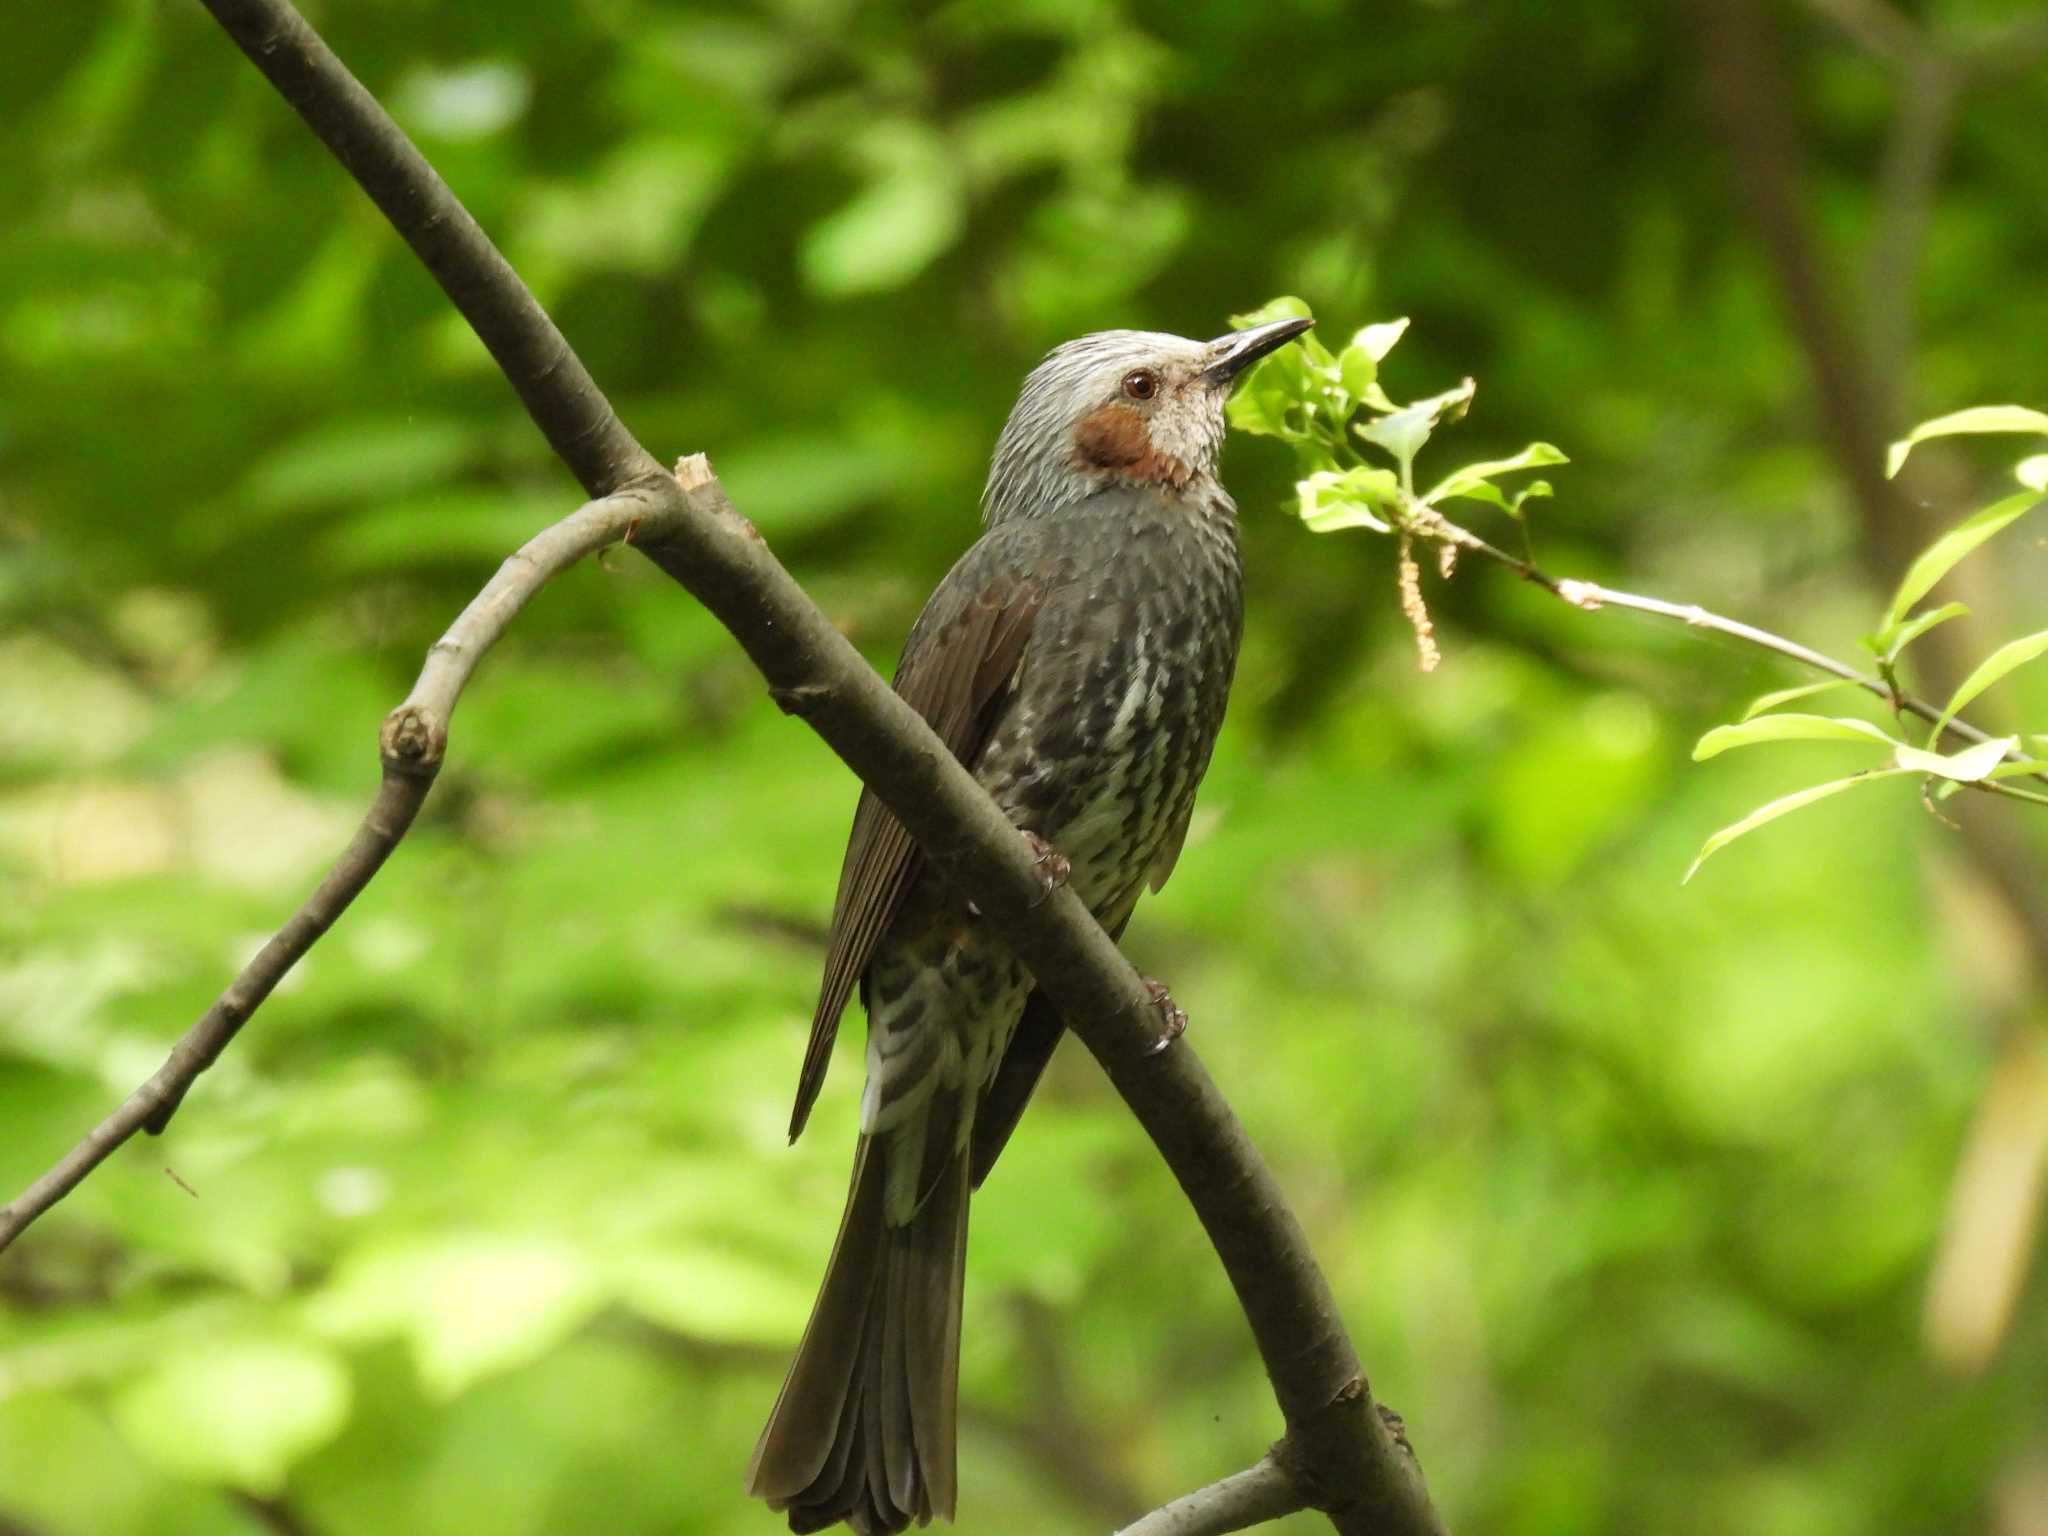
[379,705,446,773]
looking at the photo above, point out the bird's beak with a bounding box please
[1201,315,1315,386]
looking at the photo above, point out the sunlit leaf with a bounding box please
[1422,442,1569,506]
[308,1235,605,1397]
[1931,629,2048,741]
[800,124,964,297]
[1865,601,1970,665]
[609,1248,818,1343]
[1692,713,1900,761]
[1353,317,1410,363]
[110,1338,350,1494]
[1356,379,1476,479]
[1226,337,1316,442]
[1334,345,1374,403]
[1228,294,1315,329]
[1684,770,1906,883]
[1739,679,1869,720]
[2019,454,2048,493]
[1297,466,1399,533]
[1893,735,2017,782]
[1886,405,2048,478]
[1880,491,2043,631]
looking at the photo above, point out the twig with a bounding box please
[6,4,1443,1531]
[1412,511,2038,772]
[1116,1452,1308,1536]
[0,490,663,1248]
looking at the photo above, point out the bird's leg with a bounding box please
[1022,831,1070,906]
[1140,976,1188,1056]
[964,831,1069,919]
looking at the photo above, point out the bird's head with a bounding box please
[982,317,1313,525]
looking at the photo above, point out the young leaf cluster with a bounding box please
[1225,297,2048,880]
[1225,295,1565,534]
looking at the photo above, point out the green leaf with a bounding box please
[1931,628,2048,740]
[1880,491,2044,631]
[244,417,478,515]
[1356,379,1476,481]
[1894,735,2018,782]
[1337,340,1379,402]
[1298,467,1399,533]
[1352,317,1410,364]
[1866,601,1970,664]
[1422,442,1569,506]
[1740,679,1869,720]
[1224,365,1300,439]
[308,1234,605,1397]
[1684,770,1906,883]
[1228,294,1315,329]
[1692,713,1901,760]
[1226,339,1316,442]
[110,1338,350,1494]
[2019,454,2048,493]
[1886,405,2048,478]
[1336,319,1410,405]
[800,124,964,297]
[608,1247,819,1343]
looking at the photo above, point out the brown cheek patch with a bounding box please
[1072,404,1192,489]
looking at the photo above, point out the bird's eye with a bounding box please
[1122,369,1159,401]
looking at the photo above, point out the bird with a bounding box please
[745,315,1314,1534]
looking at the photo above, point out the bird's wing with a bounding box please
[786,543,1046,1142]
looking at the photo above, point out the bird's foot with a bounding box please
[1141,976,1187,1056]
[1022,831,1070,906]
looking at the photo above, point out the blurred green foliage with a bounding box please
[5,2,2048,1533]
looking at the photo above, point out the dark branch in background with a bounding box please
[1800,0,2048,422]
[1698,0,2048,1370]
[1692,0,2048,949]
[0,1,1443,1531]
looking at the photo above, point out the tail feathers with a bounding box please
[748,1136,969,1534]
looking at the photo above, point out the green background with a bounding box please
[5,2,2048,1532]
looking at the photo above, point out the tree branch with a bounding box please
[1116,1452,1308,1536]
[1409,510,2038,774]
[0,487,664,1245]
[5,2,1443,1530]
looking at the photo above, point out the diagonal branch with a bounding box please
[6,2,1443,1531]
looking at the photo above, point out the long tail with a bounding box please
[747,1134,970,1534]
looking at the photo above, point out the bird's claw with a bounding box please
[1022,831,1070,906]
[1142,977,1187,1056]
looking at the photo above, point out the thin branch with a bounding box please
[1409,509,2038,773]
[1116,1452,1308,1536]
[7,3,1442,1531]
[0,489,662,1247]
